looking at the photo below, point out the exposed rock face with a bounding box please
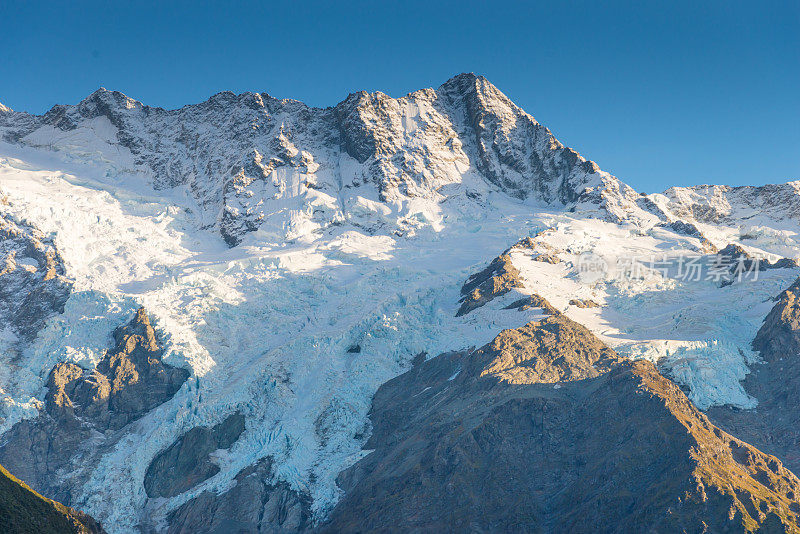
[46,307,190,432]
[709,277,800,472]
[475,312,620,384]
[456,254,523,316]
[0,308,189,503]
[144,412,245,498]
[753,278,800,362]
[661,219,718,253]
[323,306,800,533]
[533,251,561,264]
[504,294,559,314]
[569,298,599,308]
[0,462,104,534]
[0,214,72,346]
[512,233,562,263]
[717,243,799,272]
[711,244,799,287]
[0,74,653,246]
[167,457,311,534]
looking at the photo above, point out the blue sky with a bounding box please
[1,0,797,192]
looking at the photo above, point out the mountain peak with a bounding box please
[79,87,142,110]
[437,72,497,98]
[1,74,653,245]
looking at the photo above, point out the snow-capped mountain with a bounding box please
[1,74,800,532]
[0,74,652,246]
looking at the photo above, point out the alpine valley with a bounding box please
[1,73,800,532]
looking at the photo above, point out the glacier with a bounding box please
[0,74,799,531]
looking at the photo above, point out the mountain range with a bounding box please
[1,73,799,532]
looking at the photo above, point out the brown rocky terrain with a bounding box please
[504,293,560,314]
[322,300,800,533]
[456,253,523,316]
[569,298,599,308]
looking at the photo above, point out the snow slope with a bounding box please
[1,76,799,532]
[0,142,562,530]
[504,218,798,409]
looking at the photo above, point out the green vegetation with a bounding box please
[0,463,102,534]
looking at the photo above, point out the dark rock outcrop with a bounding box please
[661,220,718,253]
[456,254,523,316]
[0,462,104,534]
[752,278,800,362]
[144,412,245,498]
[504,294,559,314]
[0,214,72,345]
[569,298,599,308]
[0,308,189,504]
[47,307,190,432]
[167,457,311,534]
[323,305,800,533]
[718,243,799,273]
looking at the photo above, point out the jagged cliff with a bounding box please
[1,74,800,533]
[0,308,189,505]
[0,73,651,246]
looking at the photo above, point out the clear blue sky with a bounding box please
[1,0,797,192]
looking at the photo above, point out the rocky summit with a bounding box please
[1,74,800,532]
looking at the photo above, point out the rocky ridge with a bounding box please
[0,74,653,246]
[166,457,311,534]
[657,182,800,226]
[0,213,72,348]
[323,298,800,533]
[144,412,245,499]
[709,276,800,473]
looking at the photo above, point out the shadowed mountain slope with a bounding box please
[0,463,103,534]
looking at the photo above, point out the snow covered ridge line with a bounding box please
[3,73,799,248]
[3,74,800,532]
[656,181,800,225]
[0,73,659,247]
[501,217,800,411]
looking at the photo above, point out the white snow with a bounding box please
[0,81,799,532]
[507,217,798,409]
[0,141,556,531]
